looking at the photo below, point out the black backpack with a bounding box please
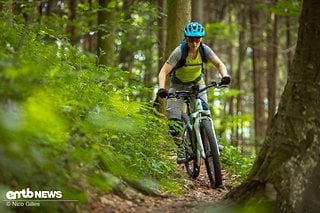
[170,39,208,83]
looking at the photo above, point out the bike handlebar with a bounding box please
[199,81,228,93]
[167,81,228,99]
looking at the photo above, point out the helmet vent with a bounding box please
[184,22,205,37]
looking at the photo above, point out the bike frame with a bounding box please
[168,81,225,164]
[186,92,220,167]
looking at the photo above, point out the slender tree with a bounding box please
[234,3,247,147]
[118,0,136,72]
[249,0,267,145]
[203,0,227,23]
[157,0,167,71]
[68,0,77,45]
[165,0,191,55]
[155,0,191,114]
[82,0,95,53]
[192,0,203,23]
[97,0,116,66]
[226,9,235,145]
[226,1,320,212]
[266,0,278,124]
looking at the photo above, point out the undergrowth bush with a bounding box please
[0,12,180,212]
[0,5,256,213]
[219,139,255,184]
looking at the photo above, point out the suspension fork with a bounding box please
[205,115,220,156]
[193,112,219,166]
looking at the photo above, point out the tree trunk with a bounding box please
[165,0,191,55]
[226,1,320,212]
[227,11,235,145]
[143,27,155,101]
[266,0,278,124]
[68,0,77,46]
[157,0,167,71]
[234,4,247,147]
[203,0,227,23]
[155,0,191,114]
[285,16,294,74]
[97,0,116,66]
[192,0,203,23]
[118,0,136,72]
[249,0,267,146]
[82,0,96,53]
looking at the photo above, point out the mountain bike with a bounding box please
[168,81,227,189]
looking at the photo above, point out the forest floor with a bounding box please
[87,163,233,213]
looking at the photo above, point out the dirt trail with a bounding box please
[88,164,232,213]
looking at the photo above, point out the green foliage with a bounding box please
[0,9,180,212]
[117,1,159,75]
[263,0,302,16]
[205,22,240,44]
[0,3,260,212]
[208,88,252,136]
[220,139,255,183]
[208,88,255,182]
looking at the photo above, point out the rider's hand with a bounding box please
[221,76,231,85]
[157,88,168,98]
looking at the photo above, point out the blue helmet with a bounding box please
[184,22,205,37]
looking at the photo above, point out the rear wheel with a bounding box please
[181,114,200,179]
[201,119,222,188]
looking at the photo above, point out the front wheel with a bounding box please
[200,119,222,188]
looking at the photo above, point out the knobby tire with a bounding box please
[201,119,222,188]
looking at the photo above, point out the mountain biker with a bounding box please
[157,21,231,164]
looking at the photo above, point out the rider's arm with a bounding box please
[202,44,228,78]
[209,54,228,77]
[158,62,173,89]
[158,46,181,89]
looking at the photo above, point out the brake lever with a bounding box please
[210,81,229,88]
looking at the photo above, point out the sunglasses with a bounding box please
[187,37,201,43]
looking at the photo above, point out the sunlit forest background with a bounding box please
[0,0,302,211]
